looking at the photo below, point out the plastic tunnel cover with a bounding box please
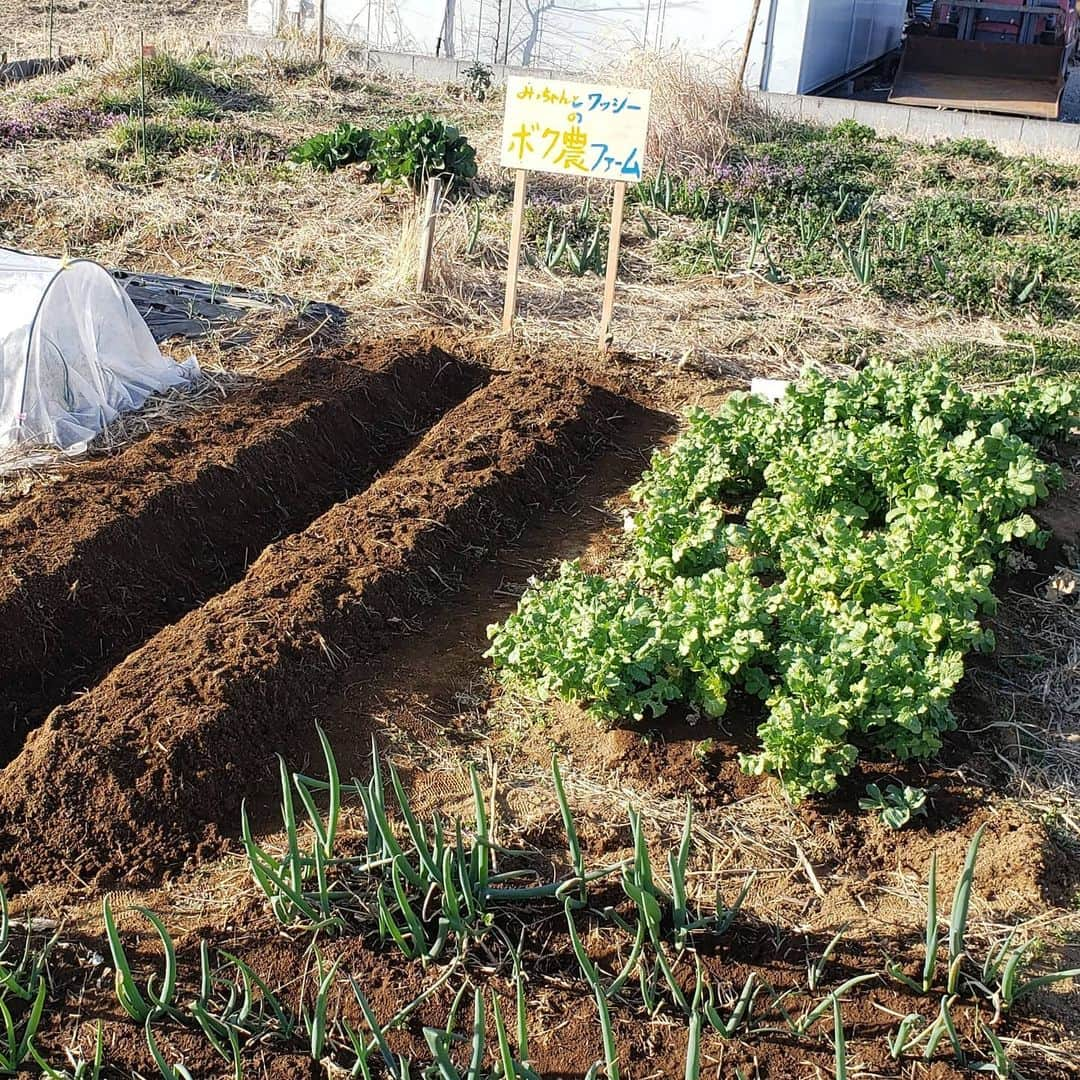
[0,248,199,457]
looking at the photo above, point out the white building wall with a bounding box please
[800,0,906,92]
[248,0,904,93]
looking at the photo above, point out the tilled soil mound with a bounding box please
[0,371,616,889]
[0,341,484,759]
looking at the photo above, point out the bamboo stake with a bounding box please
[317,0,326,62]
[139,32,148,176]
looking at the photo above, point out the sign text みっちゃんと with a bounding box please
[500,76,650,181]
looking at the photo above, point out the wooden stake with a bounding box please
[501,168,527,332]
[138,31,148,176]
[737,0,765,92]
[598,180,627,351]
[317,0,327,62]
[416,176,443,294]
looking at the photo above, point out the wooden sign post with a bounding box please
[502,169,528,331]
[598,180,627,348]
[498,76,651,350]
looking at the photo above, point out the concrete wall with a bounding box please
[362,47,566,84]
[752,90,1080,159]
[219,33,573,82]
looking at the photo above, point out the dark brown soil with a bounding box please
[0,336,485,759]
[0,370,619,890]
[1,344,1077,1080]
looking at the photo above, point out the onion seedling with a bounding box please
[888,1013,925,1059]
[102,897,178,1023]
[703,965,758,1039]
[31,1019,104,1079]
[832,997,848,1080]
[218,950,297,1039]
[888,852,939,994]
[972,1024,1016,1079]
[994,940,1080,1012]
[0,882,58,1002]
[566,901,620,1080]
[947,824,985,994]
[0,979,46,1072]
[145,1018,194,1080]
[922,994,964,1062]
[304,950,339,1061]
[807,924,848,992]
[790,974,878,1036]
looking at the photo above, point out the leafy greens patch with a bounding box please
[486,365,1077,801]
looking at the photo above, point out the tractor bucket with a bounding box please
[889,35,1068,119]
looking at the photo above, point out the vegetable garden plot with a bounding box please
[0,340,486,760]
[0,357,1077,1080]
[0,370,619,889]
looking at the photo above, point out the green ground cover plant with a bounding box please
[487,365,1077,801]
[626,121,1080,318]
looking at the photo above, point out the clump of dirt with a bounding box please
[0,336,485,758]
[0,371,620,890]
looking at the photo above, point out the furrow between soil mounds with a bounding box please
[0,371,617,890]
[0,342,486,760]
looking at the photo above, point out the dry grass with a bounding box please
[0,0,246,60]
[604,49,767,177]
[974,592,1080,834]
[3,36,1079,389]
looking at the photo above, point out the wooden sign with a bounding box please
[499,76,651,349]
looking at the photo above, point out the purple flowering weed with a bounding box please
[0,98,119,148]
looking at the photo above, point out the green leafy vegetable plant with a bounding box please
[370,114,477,193]
[289,122,373,171]
[488,364,1078,800]
[859,783,928,829]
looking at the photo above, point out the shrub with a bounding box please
[463,61,494,101]
[370,113,477,193]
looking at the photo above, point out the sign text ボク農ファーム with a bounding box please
[500,77,650,181]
